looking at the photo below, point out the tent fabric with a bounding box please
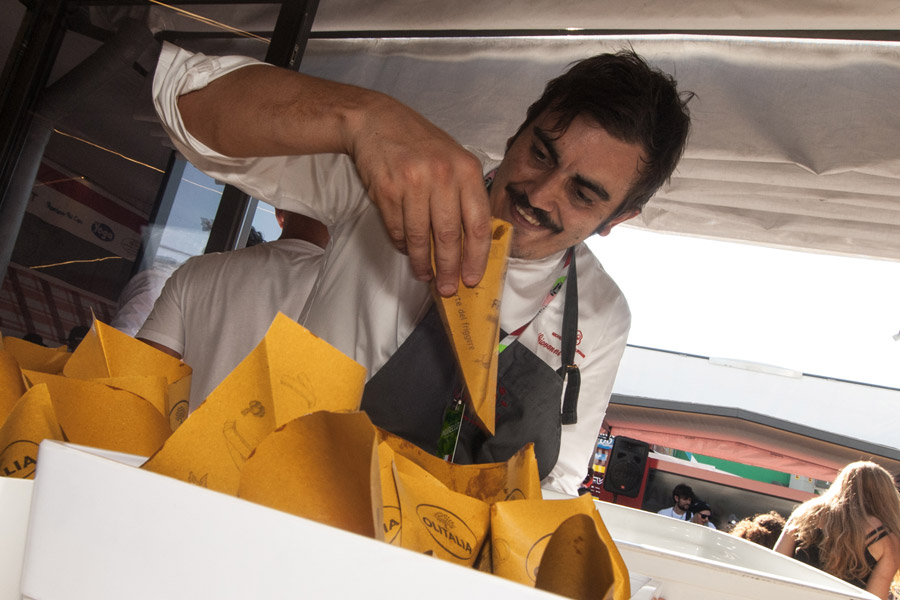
[80,4,900,261]
[605,399,900,482]
[293,34,900,261]
[119,1,900,34]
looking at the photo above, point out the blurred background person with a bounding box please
[138,210,329,412]
[690,499,716,529]
[66,325,90,352]
[658,483,693,521]
[111,228,266,337]
[730,511,786,549]
[110,257,181,337]
[21,332,46,346]
[775,461,900,600]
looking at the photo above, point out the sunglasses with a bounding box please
[698,513,711,520]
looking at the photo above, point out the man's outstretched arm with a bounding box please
[176,62,492,296]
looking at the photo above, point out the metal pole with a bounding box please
[0,0,67,283]
[203,0,320,254]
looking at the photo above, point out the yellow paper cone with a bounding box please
[490,492,629,599]
[238,411,381,539]
[142,313,366,495]
[3,337,69,374]
[94,376,169,423]
[22,371,172,457]
[0,349,26,426]
[63,320,192,430]
[377,441,402,545]
[0,384,63,479]
[432,218,511,434]
[535,513,619,600]
[392,453,490,566]
[380,428,541,503]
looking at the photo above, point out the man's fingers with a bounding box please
[430,187,463,297]
[459,183,493,288]
[375,194,409,255]
[354,107,489,295]
[401,191,435,284]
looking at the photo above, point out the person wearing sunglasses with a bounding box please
[690,499,717,530]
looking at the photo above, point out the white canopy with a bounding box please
[110,0,900,261]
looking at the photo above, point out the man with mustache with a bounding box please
[152,43,692,495]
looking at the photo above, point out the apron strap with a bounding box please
[558,250,580,425]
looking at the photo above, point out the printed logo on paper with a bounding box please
[525,532,553,583]
[383,505,401,545]
[504,488,526,501]
[0,440,40,479]
[169,399,189,430]
[415,504,477,560]
[91,221,115,242]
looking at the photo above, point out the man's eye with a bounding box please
[573,188,593,206]
[531,144,549,163]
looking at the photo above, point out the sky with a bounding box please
[587,226,900,390]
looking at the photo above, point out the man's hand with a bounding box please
[346,94,493,296]
[178,65,493,294]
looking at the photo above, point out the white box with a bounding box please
[21,441,560,600]
[543,489,876,600]
[0,477,32,600]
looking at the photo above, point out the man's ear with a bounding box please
[597,208,640,237]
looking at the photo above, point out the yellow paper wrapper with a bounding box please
[0,348,27,425]
[392,453,490,566]
[380,428,541,503]
[142,313,366,495]
[377,441,402,545]
[0,384,63,479]
[490,492,629,599]
[536,513,623,600]
[238,411,381,539]
[22,371,171,457]
[432,218,511,434]
[63,320,192,430]
[94,376,171,426]
[3,336,69,374]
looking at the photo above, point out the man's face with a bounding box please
[676,495,692,511]
[489,110,644,259]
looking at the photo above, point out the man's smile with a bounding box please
[507,185,563,233]
[489,111,644,259]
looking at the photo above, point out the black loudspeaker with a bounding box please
[602,436,650,498]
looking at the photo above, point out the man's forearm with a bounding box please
[177,64,376,159]
[161,47,492,294]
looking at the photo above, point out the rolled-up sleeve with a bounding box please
[151,42,370,227]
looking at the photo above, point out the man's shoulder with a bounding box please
[266,238,326,257]
[170,246,262,284]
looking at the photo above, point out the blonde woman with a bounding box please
[775,461,900,600]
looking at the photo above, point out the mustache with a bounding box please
[507,186,563,233]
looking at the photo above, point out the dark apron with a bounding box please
[361,253,581,480]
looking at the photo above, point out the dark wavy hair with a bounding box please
[672,483,694,502]
[731,511,786,549]
[510,49,694,225]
